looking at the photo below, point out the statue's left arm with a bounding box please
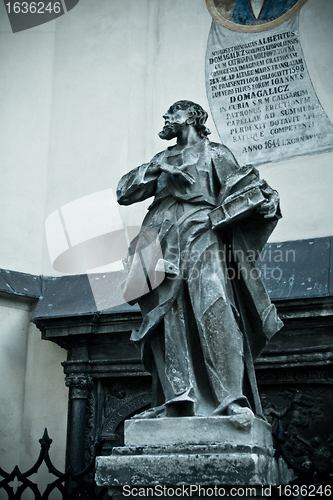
[211,144,280,221]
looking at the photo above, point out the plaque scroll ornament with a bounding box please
[206,0,308,33]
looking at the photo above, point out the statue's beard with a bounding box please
[158,121,185,140]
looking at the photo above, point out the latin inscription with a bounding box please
[206,16,333,165]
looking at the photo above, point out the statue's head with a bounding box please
[159,100,211,140]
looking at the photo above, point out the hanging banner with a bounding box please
[205,10,333,166]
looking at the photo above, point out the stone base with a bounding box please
[123,415,274,448]
[95,416,292,495]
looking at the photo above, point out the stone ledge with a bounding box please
[124,416,273,448]
[113,444,274,456]
[96,452,290,487]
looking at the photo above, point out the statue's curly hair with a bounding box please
[168,100,211,138]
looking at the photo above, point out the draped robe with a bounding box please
[117,138,283,416]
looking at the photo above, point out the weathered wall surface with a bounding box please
[0,294,67,483]
[260,0,333,243]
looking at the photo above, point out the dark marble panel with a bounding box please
[257,237,331,300]
[0,268,41,298]
[32,271,139,321]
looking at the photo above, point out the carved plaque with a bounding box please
[205,12,333,166]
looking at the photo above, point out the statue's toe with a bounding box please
[227,405,254,431]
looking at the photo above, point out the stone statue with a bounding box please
[116,100,283,428]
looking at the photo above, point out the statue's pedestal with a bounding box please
[95,416,292,499]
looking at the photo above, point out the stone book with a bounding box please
[209,184,265,230]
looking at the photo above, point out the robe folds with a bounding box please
[117,138,283,416]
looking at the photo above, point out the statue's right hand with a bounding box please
[159,163,195,184]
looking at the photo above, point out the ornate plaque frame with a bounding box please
[206,0,308,32]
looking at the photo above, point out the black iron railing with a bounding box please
[0,429,108,499]
[1,424,333,499]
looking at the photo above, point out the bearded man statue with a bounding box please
[116,100,283,429]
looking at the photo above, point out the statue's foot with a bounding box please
[131,404,165,419]
[227,403,254,431]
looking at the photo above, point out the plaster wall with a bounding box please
[0,16,55,275]
[0,294,67,484]
[0,0,332,277]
